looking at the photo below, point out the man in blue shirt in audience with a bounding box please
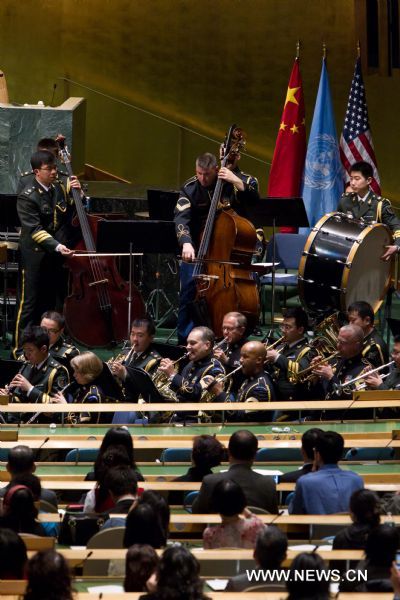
[289,431,363,514]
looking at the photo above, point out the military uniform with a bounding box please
[324,353,372,419]
[9,355,70,424]
[49,335,80,372]
[378,366,400,390]
[218,337,247,393]
[337,191,400,246]
[62,381,109,425]
[362,328,389,369]
[174,168,259,344]
[229,371,275,422]
[169,354,225,422]
[14,179,76,352]
[121,345,162,401]
[270,338,317,401]
[17,169,70,195]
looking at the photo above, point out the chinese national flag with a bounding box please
[267,58,306,233]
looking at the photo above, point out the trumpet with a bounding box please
[291,351,340,384]
[334,360,395,395]
[200,364,243,403]
[213,337,228,352]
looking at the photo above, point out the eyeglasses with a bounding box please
[39,166,57,172]
[45,328,61,334]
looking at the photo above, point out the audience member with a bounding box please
[8,473,58,537]
[100,466,138,530]
[279,428,323,483]
[0,445,57,508]
[226,525,288,591]
[86,426,144,482]
[84,445,134,513]
[203,479,265,549]
[290,431,363,514]
[192,430,278,514]
[124,502,167,549]
[340,524,399,592]
[24,550,73,600]
[286,552,330,600]
[139,491,170,541]
[333,488,381,550]
[0,484,46,536]
[169,434,225,505]
[0,528,28,579]
[124,544,159,592]
[138,545,210,600]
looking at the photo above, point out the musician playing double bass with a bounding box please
[14,150,83,356]
[174,150,259,344]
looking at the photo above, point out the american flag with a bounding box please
[340,57,381,194]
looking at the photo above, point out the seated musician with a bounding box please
[338,160,400,261]
[347,301,389,368]
[158,326,225,422]
[213,311,248,393]
[215,341,275,422]
[110,317,161,401]
[0,326,69,424]
[52,351,111,424]
[312,324,372,401]
[265,307,317,402]
[365,335,400,390]
[174,151,259,344]
[40,310,79,371]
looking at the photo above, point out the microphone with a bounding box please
[267,509,285,526]
[73,550,93,575]
[35,436,50,459]
[377,431,398,464]
[50,83,57,107]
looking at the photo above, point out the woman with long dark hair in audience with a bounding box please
[83,445,137,513]
[286,553,330,600]
[124,502,167,549]
[333,488,381,549]
[24,550,73,600]
[124,544,159,592]
[0,485,46,536]
[85,426,144,482]
[0,528,28,579]
[139,546,210,600]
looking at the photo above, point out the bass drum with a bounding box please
[298,212,392,315]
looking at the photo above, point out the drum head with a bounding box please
[342,223,392,312]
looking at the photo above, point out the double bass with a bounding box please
[192,125,260,337]
[58,138,145,347]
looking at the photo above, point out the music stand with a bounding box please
[0,359,21,388]
[248,197,309,332]
[124,365,165,403]
[0,194,19,228]
[97,220,179,330]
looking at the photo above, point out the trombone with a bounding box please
[264,336,285,351]
[334,360,395,395]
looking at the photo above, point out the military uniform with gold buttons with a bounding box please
[14,179,76,352]
[362,327,389,369]
[8,355,70,424]
[169,355,225,422]
[323,354,373,419]
[337,191,400,246]
[49,335,80,373]
[62,381,109,425]
[17,169,70,195]
[270,338,317,401]
[229,371,275,422]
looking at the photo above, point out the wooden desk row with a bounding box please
[38,513,400,526]
[1,478,399,493]
[1,397,399,414]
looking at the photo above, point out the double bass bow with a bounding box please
[57,138,145,347]
[192,125,260,337]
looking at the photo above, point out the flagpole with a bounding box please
[322,42,327,60]
[296,40,300,59]
[357,40,361,58]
